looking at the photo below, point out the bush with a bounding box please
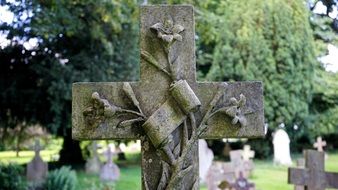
[45,166,77,190]
[0,164,27,190]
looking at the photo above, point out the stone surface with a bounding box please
[313,136,326,152]
[100,146,120,182]
[288,150,338,190]
[85,141,101,174]
[26,140,48,183]
[72,5,264,190]
[198,139,214,183]
[273,129,292,165]
[295,158,305,190]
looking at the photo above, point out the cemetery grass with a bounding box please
[0,151,337,190]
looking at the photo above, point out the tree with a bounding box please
[194,0,316,130]
[0,0,139,163]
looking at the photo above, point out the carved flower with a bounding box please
[150,19,184,43]
[226,94,247,126]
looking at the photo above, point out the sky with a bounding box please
[0,2,338,72]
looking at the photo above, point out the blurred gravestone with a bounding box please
[85,141,101,174]
[206,161,236,190]
[273,129,292,165]
[199,139,214,183]
[26,139,48,183]
[288,150,338,190]
[230,150,253,178]
[100,146,120,182]
[230,171,255,190]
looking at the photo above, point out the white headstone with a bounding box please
[199,139,214,183]
[273,129,292,165]
[26,140,48,183]
[85,141,101,174]
[100,146,120,182]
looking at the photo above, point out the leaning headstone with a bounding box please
[206,161,236,190]
[26,139,48,183]
[100,146,120,182]
[199,139,214,183]
[313,136,326,152]
[85,141,101,174]
[288,150,338,190]
[230,171,255,190]
[72,5,264,189]
[273,129,292,165]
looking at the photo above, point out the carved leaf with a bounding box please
[157,161,170,190]
[238,116,247,127]
[123,82,143,114]
[232,116,239,125]
[173,143,181,158]
[238,94,246,107]
[117,117,143,127]
[141,50,171,77]
[172,24,184,34]
[225,106,237,117]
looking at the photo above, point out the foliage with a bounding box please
[0,163,27,190]
[193,0,316,129]
[0,0,139,134]
[45,166,78,190]
[0,0,139,162]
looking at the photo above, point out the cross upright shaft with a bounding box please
[72,5,264,190]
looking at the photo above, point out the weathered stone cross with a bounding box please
[288,150,338,190]
[313,136,326,152]
[72,5,264,190]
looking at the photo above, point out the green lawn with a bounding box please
[0,151,337,190]
[0,150,59,164]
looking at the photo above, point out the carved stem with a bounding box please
[196,85,226,136]
[119,108,146,119]
[141,50,171,77]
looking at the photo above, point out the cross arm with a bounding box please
[72,82,144,140]
[196,81,264,139]
[288,168,310,186]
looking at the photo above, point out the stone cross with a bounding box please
[288,150,338,190]
[242,145,255,161]
[85,141,101,174]
[72,5,264,190]
[26,139,48,183]
[313,136,326,152]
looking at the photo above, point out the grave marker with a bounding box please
[288,150,338,190]
[313,136,326,152]
[229,171,255,190]
[72,5,264,189]
[242,145,255,161]
[85,141,101,174]
[26,139,48,183]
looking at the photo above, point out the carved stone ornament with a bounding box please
[73,5,264,190]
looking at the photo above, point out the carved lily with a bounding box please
[208,94,247,127]
[91,92,121,117]
[227,94,247,126]
[150,19,184,43]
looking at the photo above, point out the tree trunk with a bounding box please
[58,129,85,165]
